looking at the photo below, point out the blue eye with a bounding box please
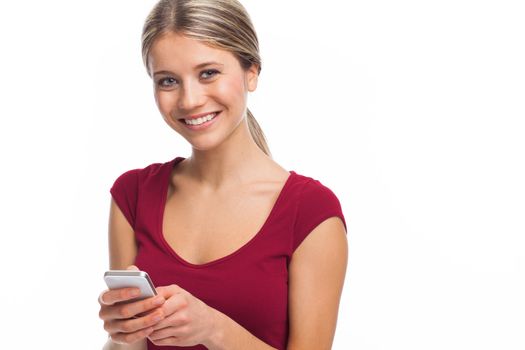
[158,77,177,88]
[156,70,219,89]
[201,69,219,79]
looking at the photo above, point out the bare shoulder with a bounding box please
[252,159,290,186]
[287,216,348,350]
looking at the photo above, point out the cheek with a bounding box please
[216,77,246,105]
[155,91,175,116]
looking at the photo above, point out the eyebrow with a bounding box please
[153,61,224,76]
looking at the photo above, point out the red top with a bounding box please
[109,156,347,350]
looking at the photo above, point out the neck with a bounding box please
[184,119,270,191]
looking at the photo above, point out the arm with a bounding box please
[203,217,347,350]
[108,197,138,270]
[102,198,146,350]
[146,284,278,349]
[103,340,145,350]
[103,196,275,349]
[203,311,278,350]
[286,217,348,350]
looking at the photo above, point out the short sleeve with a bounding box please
[109,169,140,229]
[292,179,347,252]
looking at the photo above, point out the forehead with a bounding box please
[148,32,235,72]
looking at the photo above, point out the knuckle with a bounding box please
[180,298,189,308]
[147,297,165,309]
[148,298,158,308]
[178,313,189,324]
[143,314,155,326]
[119,306,132,319]
[120,321,133,333]
[168,284,180,293]
[181,325,190,334]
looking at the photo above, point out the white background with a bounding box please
[0,0,524,349]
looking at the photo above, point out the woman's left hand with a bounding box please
[147,284,220,347]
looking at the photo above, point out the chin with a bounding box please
[187,137,224,152]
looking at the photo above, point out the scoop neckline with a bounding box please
[156,156,296,269]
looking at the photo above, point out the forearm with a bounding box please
[203,310,278,350]
[102,337,146,350]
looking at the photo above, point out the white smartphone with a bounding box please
[104,270,157,302]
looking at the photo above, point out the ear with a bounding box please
[246,63,259,92]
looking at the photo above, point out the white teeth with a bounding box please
[184,113,217,126]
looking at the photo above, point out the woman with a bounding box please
[98,0,348,349]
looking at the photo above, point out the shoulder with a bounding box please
[110,156,182,189]
[292,172,345,227]
[293,173,341,203]
[290,172,347,252]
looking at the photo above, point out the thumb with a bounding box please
[126,265,139,271]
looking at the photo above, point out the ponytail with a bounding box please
[246,108,271,157]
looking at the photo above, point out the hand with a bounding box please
[147,284,220,347]
[98,265,167,345]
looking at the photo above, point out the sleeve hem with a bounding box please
[291,178,347,253]
[292,213,346,253]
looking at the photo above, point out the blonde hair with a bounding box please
[142,0,271,156]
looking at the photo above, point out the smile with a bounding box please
[177,111,221,130]
[183,112,218,125]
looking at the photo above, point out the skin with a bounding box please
[98,31,348,349]
[149,31,282,188]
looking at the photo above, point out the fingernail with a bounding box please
[130,289,140,297]
[152,313,163,322]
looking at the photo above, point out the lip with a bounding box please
[180,111,221,120]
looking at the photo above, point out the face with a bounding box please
[147,31,259,151]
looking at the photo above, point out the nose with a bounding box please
[177,80,206,111]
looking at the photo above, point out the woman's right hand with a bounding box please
[98,285,166,344]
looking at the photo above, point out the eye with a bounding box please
[201,69,219,79]
[157,77,177,88]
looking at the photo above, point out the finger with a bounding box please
[127,265,139,271]
[153,312,190,331]
[104,309,165,334]
[100,295,166,321]
[135,308,159,318]
[110,326,155,345]
[99,287,142,306]
[98,289,110,305]
[150,337,179,346]
[160,291,187,316]
[155,284,183,298]
[153,297,190,331]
